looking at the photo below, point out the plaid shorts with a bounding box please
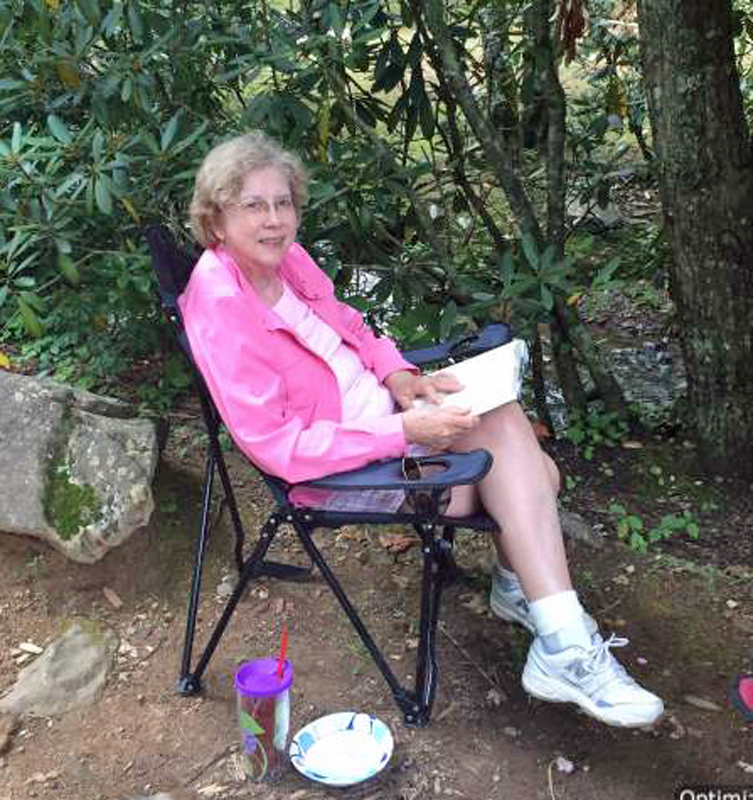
[311,444,431,514]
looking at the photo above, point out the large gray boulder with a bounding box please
[0,370,160,563]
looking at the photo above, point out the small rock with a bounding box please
[216,580,234,600]
[15,654,31,666]
[18,643,43,655]
[560,511,602,548]
[738,760,753,774]
[636,657,648,666]
[503,726,520,738]
[683,694,722,712]
[555,756,575,774]
[726,599,739,609]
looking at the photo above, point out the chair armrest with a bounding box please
[401,322,512,367]
[299,449,493,492]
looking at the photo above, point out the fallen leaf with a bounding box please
[665,715,686,740]
[486,688,506,706]
[103,587,123,609]
[434,700,458,722]
[532,420,551,439]
[461,592,489,615]
[683,694,722,712]
[0,353,10,370]
[378,531,420,554]
[198,784,228,797]
[336,528,369,544]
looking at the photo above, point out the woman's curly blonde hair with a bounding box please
[189,131,309,248]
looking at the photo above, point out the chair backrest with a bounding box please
[144,224,294,506]
[144,224,201,356]
[145,224,198,311]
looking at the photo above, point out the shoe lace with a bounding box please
[583,634,630,680]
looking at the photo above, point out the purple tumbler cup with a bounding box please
[235,658,293,781]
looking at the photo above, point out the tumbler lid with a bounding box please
[235,658,293,696]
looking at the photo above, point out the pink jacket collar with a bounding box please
[213,244,325,331]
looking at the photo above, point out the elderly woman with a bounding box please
[179,131,663,728]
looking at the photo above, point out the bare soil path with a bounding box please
[0,425,751,800]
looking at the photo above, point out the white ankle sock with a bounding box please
[529,590,591,651]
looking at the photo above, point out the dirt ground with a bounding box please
[0,422,752,800]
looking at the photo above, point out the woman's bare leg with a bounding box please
[444,402,571,600]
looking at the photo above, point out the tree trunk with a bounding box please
[637,0,753,478]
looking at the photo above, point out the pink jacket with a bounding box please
[178,243,416,504]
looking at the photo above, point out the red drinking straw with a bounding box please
[276,623,288,680]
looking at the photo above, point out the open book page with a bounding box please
[413,339,529,416]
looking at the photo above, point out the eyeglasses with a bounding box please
[401,456,451,516]
[232,197,296,217]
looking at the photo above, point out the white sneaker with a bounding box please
[489,573,536,631]
[490,573,600,640]
[522,634,664,727]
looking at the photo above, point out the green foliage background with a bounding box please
[1,0,750,414]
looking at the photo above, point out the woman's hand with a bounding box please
[402,405,479,450]
[385,369,463,411]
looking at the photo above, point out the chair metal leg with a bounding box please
[206,423,313,581]
[290,518,423,722]
[177,448,217,695]
[187,514,282,685]
[209,434,247,574]
[412,524,456,726]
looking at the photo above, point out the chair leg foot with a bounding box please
[402,709,431,728]
[176,674,202,696]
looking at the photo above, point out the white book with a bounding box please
[414,339,529,416]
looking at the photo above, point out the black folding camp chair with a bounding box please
[145,224,510,727]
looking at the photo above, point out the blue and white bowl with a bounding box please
[289,712,394,787]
